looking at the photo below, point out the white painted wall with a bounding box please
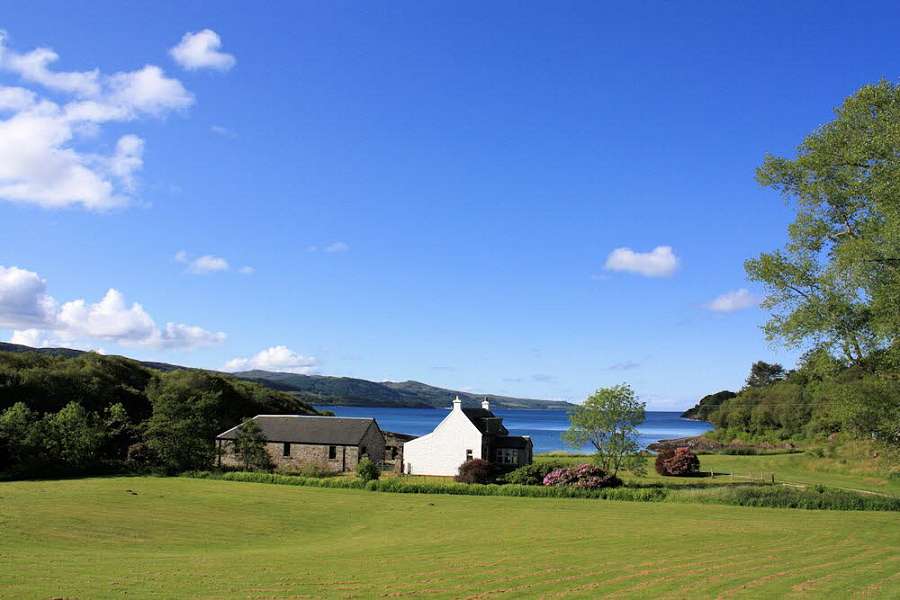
[403,398,484,476]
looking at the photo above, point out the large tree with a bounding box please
[745,81,900,367]
[563,384,646,477]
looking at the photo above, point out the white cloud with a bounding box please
[170,30,235,71]
[604,245,678,277]
[223,345,319,374]
[105,65,193,116]
[9,328,57,347]
[706,288,759,313]
[238,266,255,275]
[0,31,194,210]
[175,251,236,274]
[1,35,100,96]
[1,265,224,350]
[0,86,37,111]
[0,266,57,328]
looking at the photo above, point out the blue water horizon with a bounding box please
[315,405,711,454]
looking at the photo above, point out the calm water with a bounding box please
[315,406,711,454]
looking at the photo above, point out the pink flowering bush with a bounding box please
[542,464,622,489]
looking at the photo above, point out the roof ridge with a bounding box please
[254,414,374,420]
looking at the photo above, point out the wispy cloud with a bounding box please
[175,250,253,275]
[706,288,759,313]
[604,360,641,371]
[210,124,236,138]
[308,241,350,254]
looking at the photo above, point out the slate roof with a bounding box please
[495,435,532,449]
[216,415,378,445]
[461,408,509,435]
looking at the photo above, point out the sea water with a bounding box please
[315,406,711,454]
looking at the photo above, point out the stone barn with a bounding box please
[216,415,386,473]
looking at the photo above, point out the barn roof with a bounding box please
[216,415,378,445]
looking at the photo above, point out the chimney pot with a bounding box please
[481,398,490,410]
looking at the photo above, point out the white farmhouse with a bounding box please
[403,397,533,476]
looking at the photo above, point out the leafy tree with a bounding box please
[0,402,39,471]
[563,384,646,477]
[745,361,786,388]
[746,81,900,365]
[233,419,272,471]
[43,402,106,469]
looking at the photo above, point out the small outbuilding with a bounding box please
[216,414,385,473]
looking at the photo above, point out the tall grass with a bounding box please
[670,484,900,511]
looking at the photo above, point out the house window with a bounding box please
[496,448,518,465]
[282,443,291,457]
[465,449,473,461]
[328,445,337,459]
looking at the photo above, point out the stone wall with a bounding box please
[217,423,386,473]
[219,440,359,473]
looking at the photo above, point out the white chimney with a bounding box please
[452,396,462,410]
[481,398,490,410]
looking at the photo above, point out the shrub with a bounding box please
[654,448,675,475]
[542,464,621,489]
[665,448,700,476]
[501,461,567,485]
[356,457,380,482]
[656,447,700,476]
[455,459,495,484]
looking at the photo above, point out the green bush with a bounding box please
[455,459,495,484]
[500,461,567,485]
[356,458,380,482]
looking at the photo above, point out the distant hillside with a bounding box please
[0,342,184,372]
[232,371,574,410]
[0,342,573,410]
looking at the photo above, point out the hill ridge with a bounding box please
[0,342,573,410]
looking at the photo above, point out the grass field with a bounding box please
[2,477,899,599]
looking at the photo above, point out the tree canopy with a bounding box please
[563,384,646,476]
[746,80,900,368]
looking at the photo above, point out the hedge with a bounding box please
[182,471,668,502]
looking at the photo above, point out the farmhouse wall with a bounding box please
[402,402,483,476]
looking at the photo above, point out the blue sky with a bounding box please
[1,2,897,409]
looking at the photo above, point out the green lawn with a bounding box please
[536,452,900,496]
[2,477,899,599]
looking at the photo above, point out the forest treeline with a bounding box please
[0,351,317,477]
